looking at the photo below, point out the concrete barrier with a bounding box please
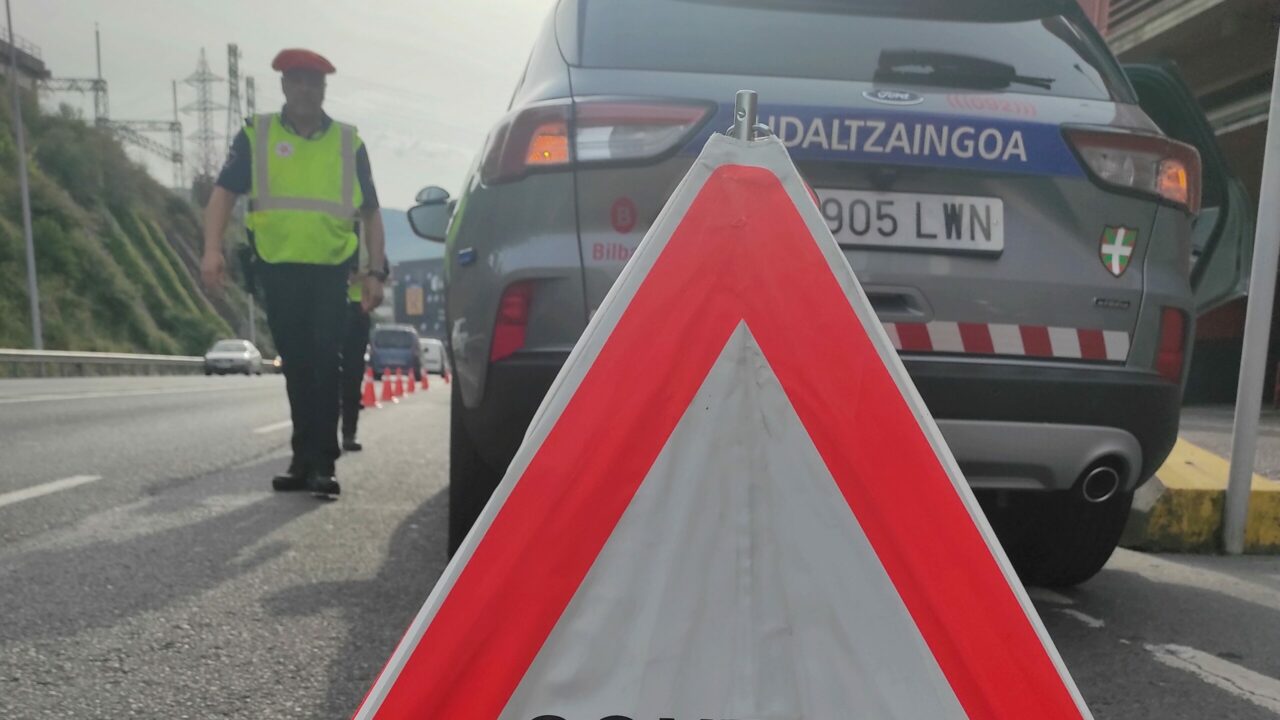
[1122,438,1280,553]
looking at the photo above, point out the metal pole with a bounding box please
[7,0,41,349]
[247,294,256,345]
[1223,38,1280,554]
[732,90,757,141]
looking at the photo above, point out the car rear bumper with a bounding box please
[465,352,1182,489]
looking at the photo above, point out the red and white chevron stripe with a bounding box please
[883,321,1130,362]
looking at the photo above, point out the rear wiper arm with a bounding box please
[875,49,1055,91]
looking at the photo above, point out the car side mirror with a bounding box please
[415,185,450,204]
[408,187,452,242]
[408,201,452,243]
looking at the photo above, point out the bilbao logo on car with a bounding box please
[862,88,924,106]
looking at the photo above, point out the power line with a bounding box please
[38,25,184,190]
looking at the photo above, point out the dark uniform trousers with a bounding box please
[340,301,370,440]
[260,262,348,474]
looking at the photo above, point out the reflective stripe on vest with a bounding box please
[246,113,362,265]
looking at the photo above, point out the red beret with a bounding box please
[272,49,335,75]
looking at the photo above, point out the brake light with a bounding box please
[1064,127,1201,213]
[480,98,713,184]
[1155,307,1187,383]
[491,282,534,362]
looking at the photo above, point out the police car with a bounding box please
[409,0,1251,585]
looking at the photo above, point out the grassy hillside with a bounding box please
[0,85,267,355]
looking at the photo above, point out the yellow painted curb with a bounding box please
[1122,438,1280,553]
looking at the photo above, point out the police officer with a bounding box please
[340,254,387,452]
[201,48,386,497]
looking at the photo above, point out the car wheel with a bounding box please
[985,489,1133,588]
[204,369,212,376]
[448,381,503,557]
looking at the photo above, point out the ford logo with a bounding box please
[863,89,925,106]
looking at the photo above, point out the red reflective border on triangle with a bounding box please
[368,165,1082,719]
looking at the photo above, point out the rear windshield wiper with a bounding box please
[874,49,1055,91]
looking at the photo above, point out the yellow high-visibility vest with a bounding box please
[245,113,364,265]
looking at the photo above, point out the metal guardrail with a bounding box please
[0,349,204,377]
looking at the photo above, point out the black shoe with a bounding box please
[271,461,309,492]
[342,437,363,452]
[308,472,341,498]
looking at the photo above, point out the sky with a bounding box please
[16,0,558,209]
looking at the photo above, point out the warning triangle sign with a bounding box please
[355,134,1092,719]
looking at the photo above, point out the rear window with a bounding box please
[373,330,416,349]
[212,340,247,352]
[580,0,1130,102]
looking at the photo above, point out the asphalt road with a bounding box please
[3,376,1280,718]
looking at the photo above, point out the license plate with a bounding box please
[815,189,1004,254]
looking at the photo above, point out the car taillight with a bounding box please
[1155,307,1187,383]
[480,98,713,184]
[491,282,534,362]
[574,100,713,163]
[1064,127,1201,214]
[481,103,572,184]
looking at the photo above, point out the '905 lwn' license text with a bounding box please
[816,188,1004,254]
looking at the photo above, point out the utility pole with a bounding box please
[1223,39,1280,554]
[244,75,257,343]
[93,23,107,122]
[225,43,240,153]
[223,45,255,344]
[6,0,41,349]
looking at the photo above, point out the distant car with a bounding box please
[370,324,423,380]
[204,339,262,375]
[418,337,447,375]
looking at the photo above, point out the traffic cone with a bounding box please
[443,369,450,384]
[380,370,397,404]
[361,367,379,409]
[407,369,417,394]
[422,370,430,391]
[394,368,405,397]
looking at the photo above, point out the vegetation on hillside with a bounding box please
[0,83,269,355]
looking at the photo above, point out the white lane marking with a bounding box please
[1026,587,1076,606]
[1147,643,1280,713]
[1057,609,1105,628]
[0,475,102,509]
[0,385,258,406]
[253,420,292,434]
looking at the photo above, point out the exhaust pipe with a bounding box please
[1080,463,1121,504]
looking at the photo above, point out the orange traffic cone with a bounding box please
[443,369,450,384]
[361,367,380,409]
[407,370,417,394]
[394,368,405,397]
[381,370,398,404]
[422,370,429,391]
